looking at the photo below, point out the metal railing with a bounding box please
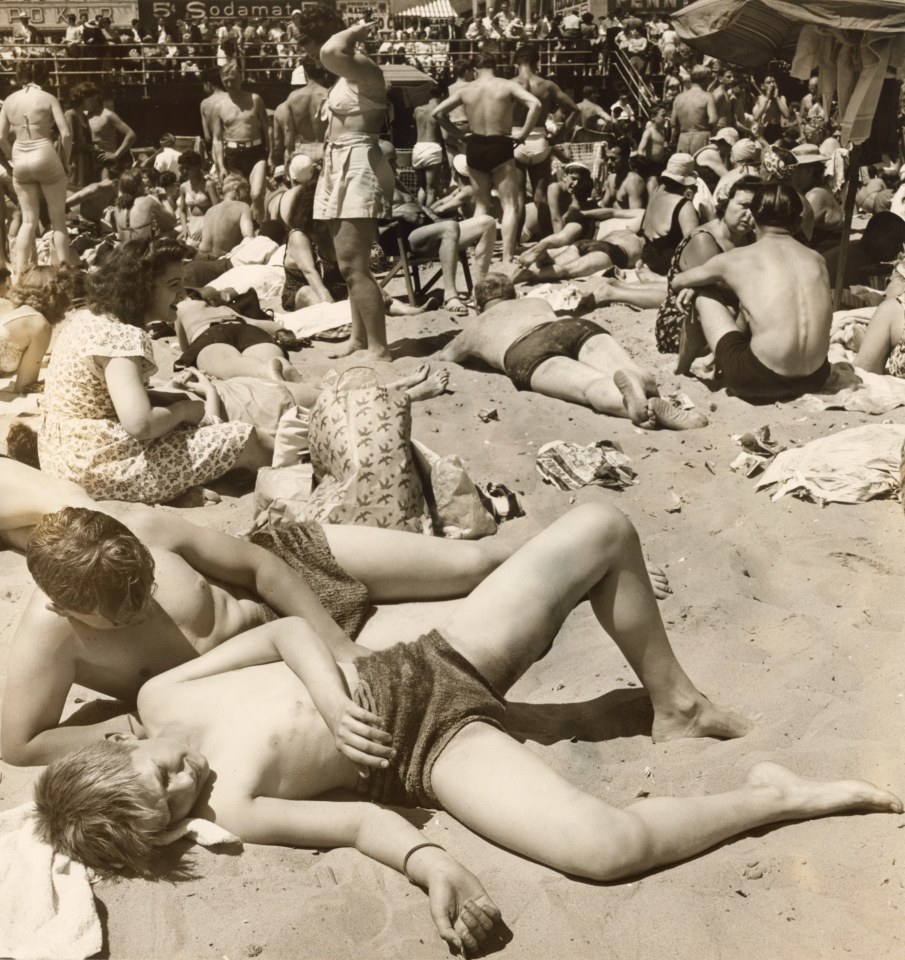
[608,46,658,121]
[0,38,614,97]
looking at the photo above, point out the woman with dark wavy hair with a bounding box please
[0,60,72,273]
[0,265,71,393]
[38,237,270,503]
[296,5,394,360]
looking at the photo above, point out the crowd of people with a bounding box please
[0,3,903,955]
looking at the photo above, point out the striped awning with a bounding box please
[393,0,459,19]
[672,0,905,69]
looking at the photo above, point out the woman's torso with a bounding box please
[325,75,387,139]
[5,86,56,142]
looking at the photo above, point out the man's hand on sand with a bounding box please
[427,859,506,955]
[330,699,395,777]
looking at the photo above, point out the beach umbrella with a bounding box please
[672,0,905,70]
[672,0,905,305]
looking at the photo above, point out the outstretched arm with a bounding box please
[222,797,503,956]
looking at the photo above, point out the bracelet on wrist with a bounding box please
[402,841,446,884]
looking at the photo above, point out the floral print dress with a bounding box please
[39,310,253,503]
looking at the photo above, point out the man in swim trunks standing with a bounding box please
[670,65,717,156]
[211,63,271,225]
[511,45,578,228]
[433,53,542,267]
[82,86,136,182]
[441,58,475,169]
[439,273,707,430]
[672,181,832,403]
[412,87,445,207]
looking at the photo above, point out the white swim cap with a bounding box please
[289,154,315,184]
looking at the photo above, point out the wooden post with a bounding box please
[833,142,862,311]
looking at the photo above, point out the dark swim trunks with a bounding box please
[223,141,268,179]
[502,317,609,391]
[353,630,506,808]
[574,239,630,269]
[465,133,516,173]
[714,330,831,404]
[175,318,284,370]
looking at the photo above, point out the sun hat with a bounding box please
[710,127,739,146]
[791,143,826,166]
[288,154,315,185]
[661,152,696,186]
[730,138,761,165]
[761,145,797,181]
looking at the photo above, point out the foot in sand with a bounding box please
[649,398,709,431]
[615,369,656,429]
[390,363,430,392]
[406,368,450,401]
[327,339,367,360]
[744,761,903,818]
[651,693,750,743]
[646,563,671,599]
[444,296,469,317]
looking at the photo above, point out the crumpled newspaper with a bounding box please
[536,440,637,491]
[729,425,786,478]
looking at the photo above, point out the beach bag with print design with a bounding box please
[305,367,433,534]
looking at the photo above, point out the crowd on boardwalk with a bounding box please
[0,4,903,957]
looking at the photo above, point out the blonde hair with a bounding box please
[33,741,165,878]
[221,173,251,202]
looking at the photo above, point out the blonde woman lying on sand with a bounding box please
[30,501,902,954]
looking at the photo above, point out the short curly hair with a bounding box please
[27,506,156,623]
[295,4,346,46]
[86,236,193,327]
[221,173,251,202]
[33,740,166,878]
[10,265,72,324]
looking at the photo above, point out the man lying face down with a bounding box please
[438,274,708,430]
[32,503,900,954]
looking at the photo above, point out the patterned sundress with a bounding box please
[39,310,253,502]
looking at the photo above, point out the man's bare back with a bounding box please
[285,83,327,146]
[439,297,556,369]
[414,102,441,144]
[456,78,526,136]
[672,87,716,134]
[200,198,252,256]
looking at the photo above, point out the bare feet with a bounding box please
[744,761,903,818]
[615,369,656,429]
[651,694,750,743]
[389,362,430,392]
[327,339,367,360]
[646,563,671,599]
[406,368,450,401]
[649,398,709,431]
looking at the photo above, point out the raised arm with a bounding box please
[319,21,382,83]
[1,595,133,765]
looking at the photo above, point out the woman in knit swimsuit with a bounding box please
[297,5,394,361]
[0,61,72,273]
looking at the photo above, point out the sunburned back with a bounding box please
[458,79,519,136]
[140,662,361,817]
[722,236,831,376]
[457,298,557,368]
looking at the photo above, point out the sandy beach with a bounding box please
[1,295,903,960]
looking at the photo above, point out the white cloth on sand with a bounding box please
[207,263,286,301]
[277,299,353,338]
[0,801,239,960]
[755,424,905,505]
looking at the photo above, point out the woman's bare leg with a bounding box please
[854,297,903,374]
[13,180,40,276]
[330,218,390,361]
[41,177,71,267]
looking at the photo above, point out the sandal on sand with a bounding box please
[444,297,469,317]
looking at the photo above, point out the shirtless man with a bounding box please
[576,85,612,132]
[511,46,578,218]
[35,504,900,954]
[790,144,842,249]
[197,173,254,258]
[601,139,647,212]
[433,53,542,266]
[279,64,328,169]
[0,461,514,767]
[82,86,136,180]
[711,67,735,129]
[670,65,717,155]
[64,169,117,224]
[199,69,228,157]
[672,181,832,404]
[441,59,475,168]
[439,273,706,430]
[637,103,670,180]
[211,63,270,224]
[412,90,445,208]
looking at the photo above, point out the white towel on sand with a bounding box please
[0,802,240,960]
